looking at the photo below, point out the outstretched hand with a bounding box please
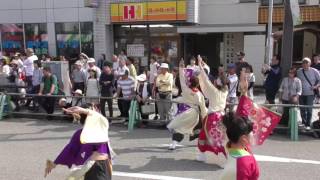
[63,106,88,115]
[44,160,56,178]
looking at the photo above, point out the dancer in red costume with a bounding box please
[196,56,229,162]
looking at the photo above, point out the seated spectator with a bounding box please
[38,66,59,120]
[136,74,152,126]
[71,89,85,107]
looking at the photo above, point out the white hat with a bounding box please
[87,58,95,63]
[302,57,311,64]
[160,63,169,69]
[137,74,147,82]
[75,60,83,66]
[74,89,83,95]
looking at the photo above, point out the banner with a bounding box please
[236,96,281,145]
[111,1,187,23]
[290,0,302,26]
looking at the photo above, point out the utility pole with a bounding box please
[265,0,274,65]
[280,0,294,77]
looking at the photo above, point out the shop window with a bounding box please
[55,22,80,59]
[25,23,48,55]
[80,22,94,57]
[0,24,24,56]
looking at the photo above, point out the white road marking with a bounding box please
[156,144,185,147]
[113,171,203,180]
[255,155,320,165]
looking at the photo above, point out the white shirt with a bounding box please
[1,65,10,76]
[227,74,238,98]
[149,62,159,83]
[112,61,119,71]
[115,65,129,78]
[23,55,38,76]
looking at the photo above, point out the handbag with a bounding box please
[141,103,155,115]
[302,69,319,96]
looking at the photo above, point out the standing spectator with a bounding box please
[8,60,24,111]
[311,54,320,71]
[115,70,135,119]
[227,63,238,111]
[112,55,119,74]
[99,65,115,119]
[149,57,159,90]
[26,60,43,111]
[13,53,24,70]
[38,67,58,120]
[116,57,129,77]
[156,63,173,122]
[97,54,106,70]
[235,51,250,77]
[87,58,101,79]
[172,68,182,98]
[85,69,100,106]
[24,48,38,92]
[246,65,255,100]
[187,57,199,71]
[59,55,66,61]
[279,68,302,126]
[297,57,320,130]
[0,58,10,76]
[71,61,87,92]
[127,57,137,79]
[262,55,282,104]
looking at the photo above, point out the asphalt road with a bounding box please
[1,117,320,180]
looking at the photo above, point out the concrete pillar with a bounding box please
[47,22,57,56]
[244,34,266,86]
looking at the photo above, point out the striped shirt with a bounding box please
[117,77,135,99]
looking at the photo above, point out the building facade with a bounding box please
[0,0,95,59]
[1,0,319,85]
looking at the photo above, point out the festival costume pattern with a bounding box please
[197,66,228,157]
[52,109,114,180]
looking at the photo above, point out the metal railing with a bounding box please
[1,91,319,141]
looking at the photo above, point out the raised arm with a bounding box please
[197,56,217,97]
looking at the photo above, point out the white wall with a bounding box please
[244,35,266,86]
[199,0,259,25]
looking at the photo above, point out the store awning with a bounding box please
[177,24,266,33]
[273,27,320,40]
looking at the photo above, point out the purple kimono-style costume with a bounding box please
[54,129,110,168]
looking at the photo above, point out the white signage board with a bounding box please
[127,44,144,57]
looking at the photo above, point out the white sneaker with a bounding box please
[196,153,207,162]
[168,141,177,150]
[306,126,311,131]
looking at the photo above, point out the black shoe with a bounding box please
[47,115,53,121]
[153,115,159,120]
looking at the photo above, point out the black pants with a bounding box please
[172,132,184,142]
[73,82,85,92]
[100,93,113,119]
[41,96,56,114]
[84,160,112,180]
[266,89,277,104]
[25,76,33,93]
[300,95,314,127]
[120,99,131,118]
[280,100,290,126]
[25,85,41,107]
